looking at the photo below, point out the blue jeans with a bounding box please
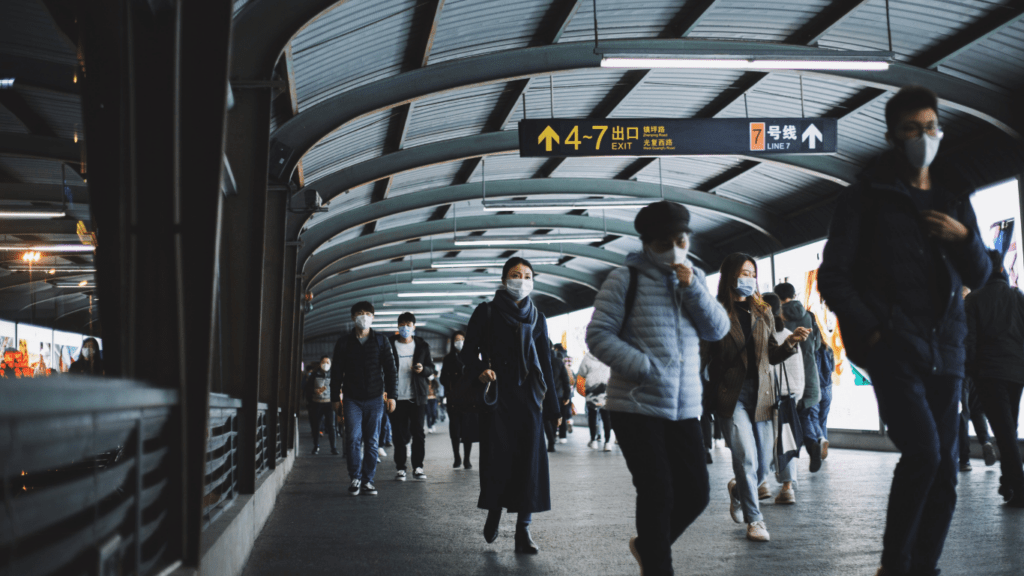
[818,384,833,440]
[344,397,384,483]
[800,404,823,451]
[380,407,392,445]
[722,380,773,524]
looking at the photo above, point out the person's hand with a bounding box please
[387,399,397,413]
[555,418,563,428]
[562,399,570,405]
[921,210,968,243]
[671,263,693,287]
[866,330,882,349]
[478,369,497,384]
[413,363,424,374]
[316,386,326,395]
[784,327,811,347]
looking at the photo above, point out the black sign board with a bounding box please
[518,118,837,157]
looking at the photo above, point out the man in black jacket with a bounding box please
[966,250,1024,507]
[818,86,991,576]
[388,312,435,481]
[331,301,398,496]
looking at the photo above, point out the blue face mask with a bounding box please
[734,277,757,297]
[398,326,415,339]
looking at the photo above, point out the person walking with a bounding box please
[966,250,1024,506]
[426,377,439,433]
[461,257,562,554]
[587,201,731,575]
[762,293,804,504]
[577,351,612,451]
[306,355,338,455]
[702,254,806,543]
[817,85,991,575]
[546,344,573,449]
[331,301,398,497]
[815,341,835,460]
[774,282,825,472]
[441,331,478,469]
[388,312,434,481]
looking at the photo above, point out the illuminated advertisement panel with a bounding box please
[0,320,14,354]
[15,323,54,377]
[53,330,84,373]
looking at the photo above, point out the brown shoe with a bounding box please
[821,439,829,460]
[757,482,771,500]
[775,487,796,505]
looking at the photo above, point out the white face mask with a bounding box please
[899,132,942,169]
[505,278,533,300]
[454,340,464,351]
[734,277,757,297]
[645,244,690,269]
[321,361,331,372]
[354,315,373,330]
[81,347,92,359]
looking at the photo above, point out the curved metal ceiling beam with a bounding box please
[306,303,477,327]
[231,0,346,79]
[309,278,569,315]
[317,262,602,296]
[308,214,645,289]
[314,240,627,284]
[303,321,458,341]
[300,178,776,268]
[272,39,1020,181]
[291,130,857,228]
[0,132,82,163]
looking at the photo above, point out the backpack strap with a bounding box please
[618,266,639,339]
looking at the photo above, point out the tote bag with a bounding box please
[774,361,803,472]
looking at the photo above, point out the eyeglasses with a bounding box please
[896,122,944,140]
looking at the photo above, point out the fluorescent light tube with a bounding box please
[375,309,457,314]
[411,277,501,284]
[382,300,477,306]
[0,209,67,219]
[601,57,889,71]
[398,291,495,297]
[50,283,96,288]
[431,258,561,268]
[482,199,650,211]
[3,265,96,272]
[454,234,603,246]
[0,244,95,252]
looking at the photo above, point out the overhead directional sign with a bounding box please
[519,118,837,157]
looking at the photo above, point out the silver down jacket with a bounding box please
[587,251,730,421]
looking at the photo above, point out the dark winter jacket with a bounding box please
[965,273,1024,385]
[388,335,435,406]
[781,301,821,409]
[306,368,331,403]
[440,350,465,390]
[330,330,398,402]
[817,152,991,377]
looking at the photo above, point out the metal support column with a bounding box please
[277,250,299,455]
[261,191,287,468]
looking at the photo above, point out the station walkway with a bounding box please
[243,417,1023,576]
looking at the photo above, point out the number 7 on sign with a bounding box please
[750,122,765,151]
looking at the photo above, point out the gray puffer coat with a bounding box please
[587,251,731,421]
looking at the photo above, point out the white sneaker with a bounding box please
[396,470,407,481]
[587,440,597,449]
[429,426,436,433]
[378,447,387,457]
[603,441,612,452]
[558,438,568,444]
[348,479,361,496]
[747,521,770,542]
[413,467,427,480]
[727,479,743,524]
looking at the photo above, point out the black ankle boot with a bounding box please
[453,455,462,468]
[514,523,539,554]
[484,510,501,543]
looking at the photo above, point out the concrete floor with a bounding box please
[243,416,1024,576]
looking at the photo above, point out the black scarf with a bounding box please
[491,289,545,394]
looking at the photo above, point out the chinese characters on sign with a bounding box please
[519,118,837,157]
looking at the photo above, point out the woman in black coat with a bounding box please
[68,338,104,375]
[441,330,479,469]
[460,257,562,554]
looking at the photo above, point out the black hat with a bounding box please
[634,201,692,243]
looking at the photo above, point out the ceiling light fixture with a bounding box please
[599,50,893,71]
[0,78,14,89]
[0,209,67,219]
[430,258,560,268]
[382,300,477,307]
[48,282,96,288]
[453,234,603,246]
[411,277,502,284]
[481,199,651,211]
[374,309,458,315]
[2,264,96,272]
[398,291,495,298]
[0,243,95,253]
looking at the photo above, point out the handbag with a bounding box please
[773,360,803,473]
[447,304,499,414]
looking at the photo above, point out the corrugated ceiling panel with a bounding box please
[0,0,77,64]
[22,89,82,140]
[836,95,889,165]
[559,0,684,43]
[687,0,833,42]
[374,206,440,233]
[638,156,745,190]
[0,157,67,184]
[609,69,746,119]
[292,0,418,111]
[715,163,835,214]
[403,83,506,148]
[305,182,376,242]
[712,73,863,119]
[818,0,1006,62]
[302,110,394,183]
[389,162,463,197]
[466,153,548,182]
[428,0,552,64]
[941,17,1024,94]
[527,69,630,119]
[0,105,29,133]
[553,157,640,179]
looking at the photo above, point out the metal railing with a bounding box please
[1,377,179,576]
[203,393,241,529]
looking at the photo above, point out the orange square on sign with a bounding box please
[750,122,765,151]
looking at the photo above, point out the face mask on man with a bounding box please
[897,132,942,169]
[734,277,757,297]
[354,315,373,330]
[645,244,690,269]
[454,340,464,351]
[398,325,415,339]
[505,278,533,300]
[320,361,331,372]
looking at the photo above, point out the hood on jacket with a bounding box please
[781,299,808,321]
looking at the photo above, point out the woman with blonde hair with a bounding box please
[701,254,808,542]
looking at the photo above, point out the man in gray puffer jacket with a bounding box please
[587,201,730,576]
[775,282,825,472]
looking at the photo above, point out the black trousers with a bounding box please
[587,405,612,442]
[390,400,426,470]
[977,377,1024,496]
[308,402,336,449]
[958,378,990,464]
[612,412,709,576]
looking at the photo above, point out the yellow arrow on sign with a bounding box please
[538,126,560,152]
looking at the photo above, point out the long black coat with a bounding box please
[966,273,1024,385]
[441,350,480,443]
[460,300,560,514]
